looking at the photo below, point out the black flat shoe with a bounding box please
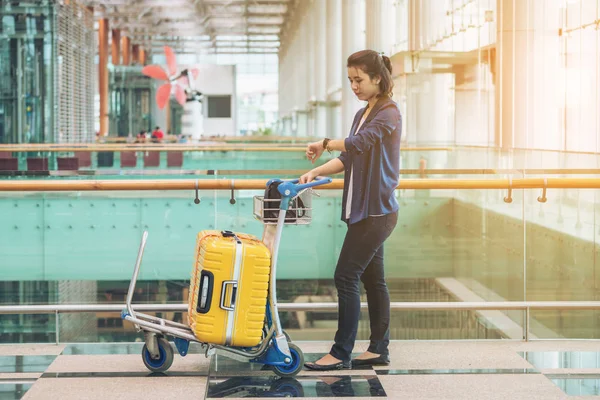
[351,354,390,366]
[304,360,352,371]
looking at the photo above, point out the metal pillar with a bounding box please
[111,29,120,65]
[341,0,365,138]
[99,18,109,136]
[495,0,562,150]
[132,44,140,65]
[314,0,327,138]
[122,36,131,66]
[366,0,393,54]
[326,0,342,138]
[139,47,147,65]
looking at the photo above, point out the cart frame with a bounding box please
[121,177,331,376]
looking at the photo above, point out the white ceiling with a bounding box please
[85,0,295,55]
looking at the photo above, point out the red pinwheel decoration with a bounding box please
[141,46,200,109]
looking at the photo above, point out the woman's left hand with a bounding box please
[299,170,319,184]
[306,141,324,164]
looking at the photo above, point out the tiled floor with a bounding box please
[0,341,599,399]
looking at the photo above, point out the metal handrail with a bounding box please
[1,301,599,314]
[2,301,599,342]
[2,178,600,192]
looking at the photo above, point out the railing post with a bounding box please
[524,307,530,341]
[55,310,59,345]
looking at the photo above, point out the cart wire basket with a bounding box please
[253,189,313,225]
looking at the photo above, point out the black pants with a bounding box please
[329,212,398,362]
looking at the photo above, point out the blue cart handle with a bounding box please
[277,177,332,198]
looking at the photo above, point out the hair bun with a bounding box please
[382,55,392,74]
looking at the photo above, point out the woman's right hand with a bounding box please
[299,169,319,184]
[306,141,324,164]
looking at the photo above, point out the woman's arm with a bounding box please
[299,157,344,184]
[343,106,400,154]
[324,139,346,152]
[312,157,345,176]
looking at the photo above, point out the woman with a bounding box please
[300,50,401,371]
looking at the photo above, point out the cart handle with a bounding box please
[272,177,332,211]
[276,176,331,196]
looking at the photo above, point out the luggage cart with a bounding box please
[121,177,332,377]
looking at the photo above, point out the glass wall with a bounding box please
[394,0,600,151]
[0,3,55,145]
[0,2,94,145]
[276,0,600,152]
[1,170,600,343]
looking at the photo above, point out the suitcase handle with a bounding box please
[220,281,238,311]
[196,271,214,314]
[221,230,242,244]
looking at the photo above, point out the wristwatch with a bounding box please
[322,138,331,153]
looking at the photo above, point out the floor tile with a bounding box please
[22,377,207,400]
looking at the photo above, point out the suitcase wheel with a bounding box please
[273,343,304,378]
[142,337,174,372]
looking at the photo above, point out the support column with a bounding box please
[326,0,342,138]
[139,47,147,65]
[409,74,453,144]
[306,5,316,137]
[314,0,327,138]
[121,36,131,65]
[132,44,140,65]
[365,0,393,54]
[408,0,421,52]
[495,0,561,150]
[98,18,109,136]
[111,29,120,65]
[341,0,365,137]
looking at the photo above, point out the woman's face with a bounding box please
[347,66,380,102]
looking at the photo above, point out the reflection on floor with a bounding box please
[2,341,600,399]
[519,351,600,396]
[207,353,385,398]
[549,378,600,397]
[207,375,386,398]
[0,382,33,399]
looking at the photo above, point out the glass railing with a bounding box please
[0,145,447,175]
[3,144,600,176]
[1,172,600,344]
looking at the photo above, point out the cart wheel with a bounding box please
[273,343,304,378]
[270,377,304,396]
[142,337,174,373]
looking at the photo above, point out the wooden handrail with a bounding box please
[1,178,599,192]
[456,144,600,156]
[3,168,600,177]
[2,168,600,177]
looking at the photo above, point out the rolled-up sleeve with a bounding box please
[344,105,400,155]
[338,152,348,168]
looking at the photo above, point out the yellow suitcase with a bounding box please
[188,230,271,347]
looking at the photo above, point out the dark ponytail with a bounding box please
[382,55,392,75]
[347,50,394,97]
